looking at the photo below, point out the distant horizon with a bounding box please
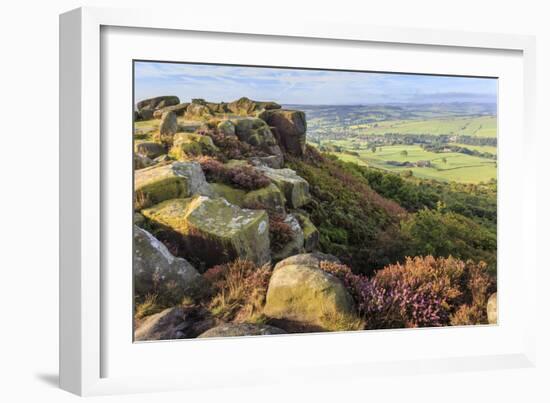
[135,61,497,106]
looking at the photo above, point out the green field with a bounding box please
[321,142,496,183]
[449,143,497,155]
[349,115,497,138]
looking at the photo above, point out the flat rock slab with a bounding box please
[134,161,213,209]
[142,196,271,269]
[198,323,286,338]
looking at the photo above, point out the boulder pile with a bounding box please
[132,96,351,340]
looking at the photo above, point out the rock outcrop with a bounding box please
[184,100,215,120]
[138,109,154,121]
[137,96,180,112]
[169,133,218,160]
[141,196,271,269]
[217,120,236,136]
[260,109,306,156]
[227,97,281,116]
[134,161,213,209]
[258,166,311,208]
[134,226,204,300]
[293,212,319,252]
[198,323,286,338]
[243,183,286,214]
[134,154,154,170]
[231,117,278,149]
[487,292,497,324]
[157,111,179,145]
[134,306,216,341]
[264,263,356,330]
[153,103,189,119]
[135,141,166,159]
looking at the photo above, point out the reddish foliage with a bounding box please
[198,156,270,190]
[320,256,495,329]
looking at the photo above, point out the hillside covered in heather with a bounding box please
[133,96,497,340]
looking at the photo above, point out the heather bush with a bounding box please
[268,213,294,251]
[320,256,495,329]
[199,157,270,191]
[204,259,272,323]
[200,128,267,161]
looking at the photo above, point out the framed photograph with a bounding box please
[60,6,537,396]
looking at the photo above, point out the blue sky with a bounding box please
[134,61,497,105]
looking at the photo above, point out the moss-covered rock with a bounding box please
[258,166,311,208]
[264,264,356,330]
[134,162,213,209]
[272,214,304,262]
[198,323,286,338]
[138,109,154,121]
[156,111,178,145]
[184,102,214,120]
[137,95,180,112]
[210,183,247,205]
[292,211,319,252]
[231,117,277,149]
[134,226,205,302]
[259,109,306,156]
[135,141,166,159]
[249,152,284,169]
[243,183,286,214]
[134,154,154,170]
[487,292,497,324]
[217,119,236,136]
[134,212,146,227]
[168,133,218,160]
[141,196,271,269]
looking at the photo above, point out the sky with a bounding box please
[134,61,497,106]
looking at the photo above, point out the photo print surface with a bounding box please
[133,61,498,341]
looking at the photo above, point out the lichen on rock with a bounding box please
[169,132,218,160]
[134,161,213,210]
[263,263,357,331]
[231,117,277,149]
[134,226,205,302]
[257,166,311,209]
[141,196,271,269]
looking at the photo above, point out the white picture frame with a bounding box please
[59,6,537,396]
